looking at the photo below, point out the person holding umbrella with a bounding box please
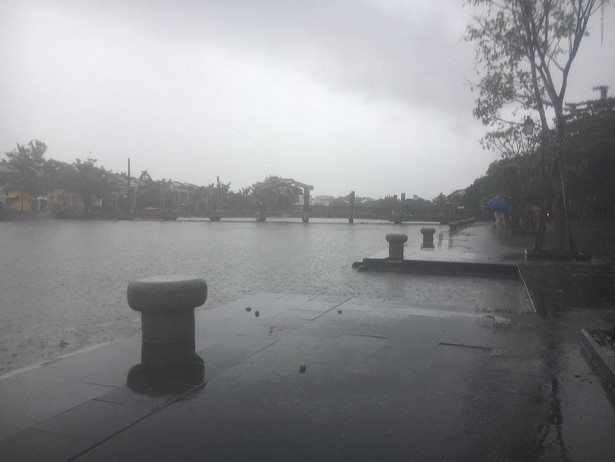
[488,196,511,230]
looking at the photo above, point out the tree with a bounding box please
[42,159,67,196]
[139,170,152,182]
[481,124,543,226]
[2,140,48,198]
[225,186,254,211]
[213,176,231,209]
[135,171,161,212]
[465,0,609,251]
[562,89,615,218]
[60,158,117,213]
[433,193,447,216]
[201,176,231,211]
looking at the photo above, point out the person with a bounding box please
[494,211,506,230]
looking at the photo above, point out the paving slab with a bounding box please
[66,298,551,462]
[2,290,614,461]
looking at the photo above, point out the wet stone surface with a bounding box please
[1,219,615,460]
[0,292,604,461]
[520,263,615,315]
[0,220,446,374]
[0,220,525,375]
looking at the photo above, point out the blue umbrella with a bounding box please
[488,196,511,213]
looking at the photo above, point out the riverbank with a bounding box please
[0,210,51,221]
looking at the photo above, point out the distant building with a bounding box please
[170,181,198,209]
[5,189,32,211]
[48,190,84,214]
[0,165,33,211]
[1,165,14,210]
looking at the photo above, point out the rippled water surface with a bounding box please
[1,219,513,374]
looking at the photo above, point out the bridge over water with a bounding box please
[202,177,454,223]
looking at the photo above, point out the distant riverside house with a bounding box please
[168,181,198,211]
[173,181,197,207]
[1,165,32,211]
[5,189,33,211]
[48,190,84,214]
[0,165,18,210]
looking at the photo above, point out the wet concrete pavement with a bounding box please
[0,220,453,375]
[1,223,614,461]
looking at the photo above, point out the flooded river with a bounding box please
[1,219,517,375]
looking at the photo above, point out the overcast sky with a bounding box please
[1,0,613,198]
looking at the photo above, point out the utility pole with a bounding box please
[127,158,132,214]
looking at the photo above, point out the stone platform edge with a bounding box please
[351,259,536,313]
[353,258,518,278]
[581,328,615,407]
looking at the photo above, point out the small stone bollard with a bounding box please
[127,275,207,369]
[420,228,436,249]
[386,234,408,260]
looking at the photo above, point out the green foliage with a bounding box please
[2,140,48,197]
[563,96,615,217]
[60,158,117,213]
[465,94,615,220]
[225,186,254,210]
[432,193,447,208]
[466,0,606,134]
[42,159,67,194]
[466,0,608,246]
[465,156,541,217]
[195,176,232,211]
[135,175,162,211]
[481,123,543,223]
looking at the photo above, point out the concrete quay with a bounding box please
[1,223,614,461]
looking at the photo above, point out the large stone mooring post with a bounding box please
[349,190,355,224]
[421,228,436,249]
[127,275,207,390]
[386,233,408,261]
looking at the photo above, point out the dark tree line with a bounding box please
[464,93,615,222]
[465,0,609,251]
[1,143,117,213]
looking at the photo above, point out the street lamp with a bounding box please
[523,116,535,136]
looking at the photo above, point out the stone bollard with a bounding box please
[127,276,207,392]
[420,228,436,249]
[386,234,408,260]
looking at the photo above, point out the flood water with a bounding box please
[1,219,521,375]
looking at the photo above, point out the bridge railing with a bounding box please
[183,204,456,222]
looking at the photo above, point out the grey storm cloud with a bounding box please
[1,0,612,198]
[98,0,476,113]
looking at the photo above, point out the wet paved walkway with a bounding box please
[1,223,614,461]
